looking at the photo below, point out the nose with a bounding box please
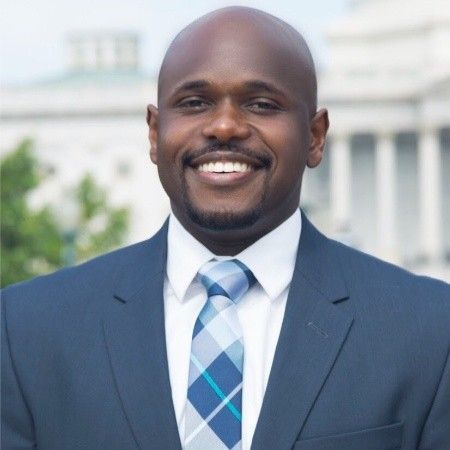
[202,100,251,143]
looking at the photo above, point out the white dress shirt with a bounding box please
[164,209,302,449]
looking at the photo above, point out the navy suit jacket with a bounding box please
[2,214,450,450]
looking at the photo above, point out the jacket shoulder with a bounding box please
[1,237,160,331]
[3,239,149,297]
[329,238,450,325]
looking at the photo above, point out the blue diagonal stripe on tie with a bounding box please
[190,354,242,421]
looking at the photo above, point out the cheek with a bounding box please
[158,118,205,170]
[157,126,180,164]
[261,122,309,201]
[154,127,183,192]
[157,111,188,157]
[264,121,307,174]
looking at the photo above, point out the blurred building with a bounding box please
[1,0,449,279]
[0,32,168,241]
[303,0,450,279]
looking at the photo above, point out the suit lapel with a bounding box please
[251,214,354,450]
[102,221,182,450]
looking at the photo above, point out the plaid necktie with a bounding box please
[184,259,256,449]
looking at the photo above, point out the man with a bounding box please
[2,6,449,450]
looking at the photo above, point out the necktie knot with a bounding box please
[198,259,256,304]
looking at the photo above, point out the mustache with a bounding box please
[182,141,273,167]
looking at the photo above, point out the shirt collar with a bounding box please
[166,209,302,302]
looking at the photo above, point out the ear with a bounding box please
[306,108,329,168]
[147,104,159,164]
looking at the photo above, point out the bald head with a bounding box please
[158,6,318,115]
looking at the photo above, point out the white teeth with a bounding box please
[197,161,252,173]
[224,162,234,172]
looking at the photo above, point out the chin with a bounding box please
[185,203,263,231]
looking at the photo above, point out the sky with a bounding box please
[0,0,350,85]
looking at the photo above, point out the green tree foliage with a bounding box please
[1,140,129,288]
[75,174,128,262]
[0,139,62,287]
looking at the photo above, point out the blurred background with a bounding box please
[1,0,449,286]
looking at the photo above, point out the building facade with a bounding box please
[1,32,167,242]
[303,0,450,278]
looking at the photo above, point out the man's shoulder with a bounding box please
[327,237,449,321]
[301,215,448,306]
[3,239,149,294]
[1,236,160,327]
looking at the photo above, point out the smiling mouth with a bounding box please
[196,161,252,173]
[186,156,264,187]
[186,149,269,175]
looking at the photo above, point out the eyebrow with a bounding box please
[171,80,210,96]
[242,80,287,98]
[170,78,288,98]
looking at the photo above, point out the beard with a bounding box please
[182,182,267,231]
[186,203,262,230]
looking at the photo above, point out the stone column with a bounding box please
[375,132,398,262]
[418,128,443,261]
[330,133,351,230]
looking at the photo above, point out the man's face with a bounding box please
[149,21,323,233]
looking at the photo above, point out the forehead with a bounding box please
[159,20,306,98]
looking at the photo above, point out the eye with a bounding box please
[246,99,281,113]
[176,97,210,110]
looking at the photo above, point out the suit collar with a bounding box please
[296,211,349,303]
[112,212,348,303]
[113,219,169,303]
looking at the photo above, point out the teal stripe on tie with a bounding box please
[190,354,242,422]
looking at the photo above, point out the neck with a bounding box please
[173,207,297,256]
